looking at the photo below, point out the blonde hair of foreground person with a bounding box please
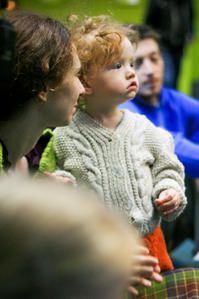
[0,175,140,299]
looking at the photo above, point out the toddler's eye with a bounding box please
[130,62,134,68]
[113,62,121,69]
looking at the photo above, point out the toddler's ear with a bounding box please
[80,75,93,95]
[84,86,93,95]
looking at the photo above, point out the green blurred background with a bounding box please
[19,0,199,96]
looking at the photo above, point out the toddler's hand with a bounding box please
[154,188,181,217]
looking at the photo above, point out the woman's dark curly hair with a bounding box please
[4,11,74,120]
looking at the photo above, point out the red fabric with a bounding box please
[143,225,174,272]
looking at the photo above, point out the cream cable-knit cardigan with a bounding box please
[54,109,187,236]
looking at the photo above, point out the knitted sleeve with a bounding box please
[53,126,88,185]
[144,120,187,222]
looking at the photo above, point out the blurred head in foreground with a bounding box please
[0,175,140,299]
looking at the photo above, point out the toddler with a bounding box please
[52,16,186,273]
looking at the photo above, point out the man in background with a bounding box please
[120,24,199,250]
[145,0,194,89]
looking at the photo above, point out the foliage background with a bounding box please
[19,0,199,96]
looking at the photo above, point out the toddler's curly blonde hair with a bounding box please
[68,15,138,82]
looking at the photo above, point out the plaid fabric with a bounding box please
[127,268,199,299]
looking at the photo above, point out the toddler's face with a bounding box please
[87,37,139,105]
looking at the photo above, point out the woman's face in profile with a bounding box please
[46,50,85,126]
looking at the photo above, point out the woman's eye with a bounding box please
[113,62,121,69]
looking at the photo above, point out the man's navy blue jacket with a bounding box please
[120,87,199,178]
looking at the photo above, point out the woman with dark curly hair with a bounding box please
[0,10,84,172]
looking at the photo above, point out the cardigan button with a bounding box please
[108,133,120,142]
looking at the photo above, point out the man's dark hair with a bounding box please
[126,24,161,47]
